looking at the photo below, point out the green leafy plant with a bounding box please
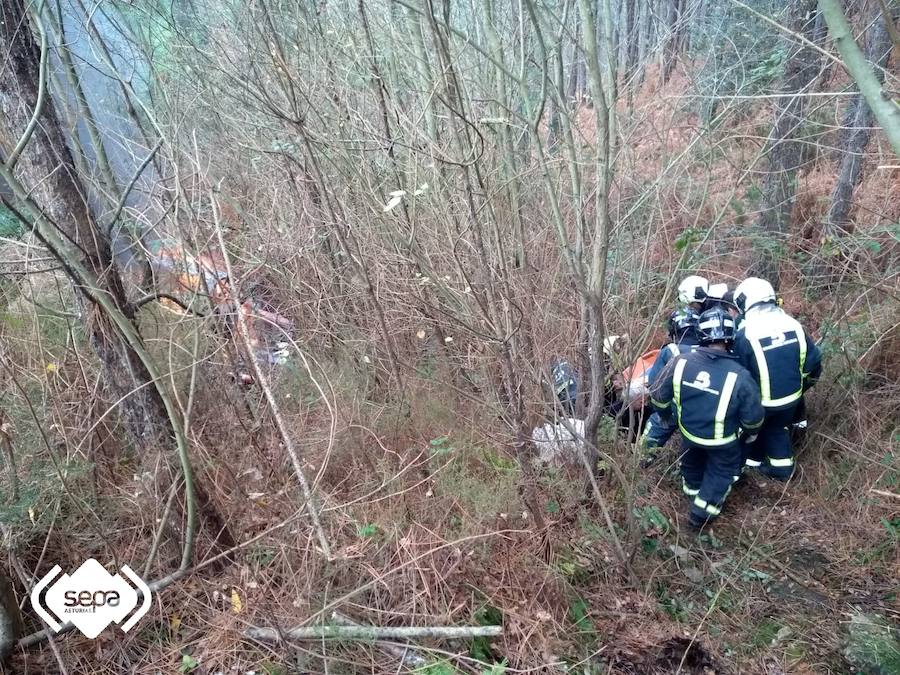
[655,582,693,622]
[859,516,900,564]
[179,654,199,673]
[633,505,671,535]
[480,448,517,472]
[740,567,772,584]
[698,531,723,549]
[568,595,595,637]
[248,545,277,567]
[470,604,503,665]
[751,619,782,648]
[746,47,787,86]
[416,661,458,675]
[357,522,379,538]
[429,436,454,456]
[556,548,591,583]
[674,228,698,252]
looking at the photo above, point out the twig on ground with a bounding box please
[870,488,900,500]
[331,612,427,667]
[244,624,502,642]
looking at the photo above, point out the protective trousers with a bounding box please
[681,440,743,523]
[744,405,797,480]
[642,410,677,449]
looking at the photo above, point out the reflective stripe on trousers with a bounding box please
[693,496,721,516]
[767,456,794,467]
[682,479,700,497]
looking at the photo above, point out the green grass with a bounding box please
[433,444,521,535]
[844,612,900,675]
[416,661,458,675]
[751,619,783,648]
[855,517,900,565]
[0,205,25,238]
[567,594,596,640]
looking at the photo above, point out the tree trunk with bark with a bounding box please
[635,0,652,87]
[819,0,900,156]
[660,0,686,85]
[826,10,892,235]
[0,0,170,451]
[0,0,233,567]
[752,0,825,283]
[0,572,23,663]
[623,0,639,90]
[567,9,585,104]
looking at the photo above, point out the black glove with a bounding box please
[740,429,758,444]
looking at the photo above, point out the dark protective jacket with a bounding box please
[647,336,700,389]
[733,305,822,410]
[551,359,578,410]
[650,347,764,447]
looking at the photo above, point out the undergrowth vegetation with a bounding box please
[0,0,898,673]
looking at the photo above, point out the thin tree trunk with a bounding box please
[660,0,686,85]
[44,1,120,205]
[484,0,527,268]
[245,623,503,642]
[576,0,612,448]
[636,0,651,87]
[567,7,584,104]
[624,0,638,92]
[0,571,23,663]
[826,11,892,234]
[752,0,825,283]
[819,0,900,156]
[407,6,439,143]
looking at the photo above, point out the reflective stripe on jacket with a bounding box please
[650,347,764,447]
[734,305,822,409]
[647,338,699,389]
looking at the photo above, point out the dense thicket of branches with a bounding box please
[0,0,897,672]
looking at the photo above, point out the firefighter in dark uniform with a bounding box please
[651,308,764,528]
[550,359,578,417]
[732,278,822,480]
[640,308,701,462]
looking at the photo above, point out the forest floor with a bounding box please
[9,364,897,674]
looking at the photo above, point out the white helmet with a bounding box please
[706,282,729,301]
[677,275,709,305]
[602,334,624,356]
[734,277,776,312]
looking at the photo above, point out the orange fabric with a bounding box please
[622,349,660,383]
[623,349,661,410]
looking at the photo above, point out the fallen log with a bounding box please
[244,623,502,642]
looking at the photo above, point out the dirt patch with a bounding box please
[607,635,722,674]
